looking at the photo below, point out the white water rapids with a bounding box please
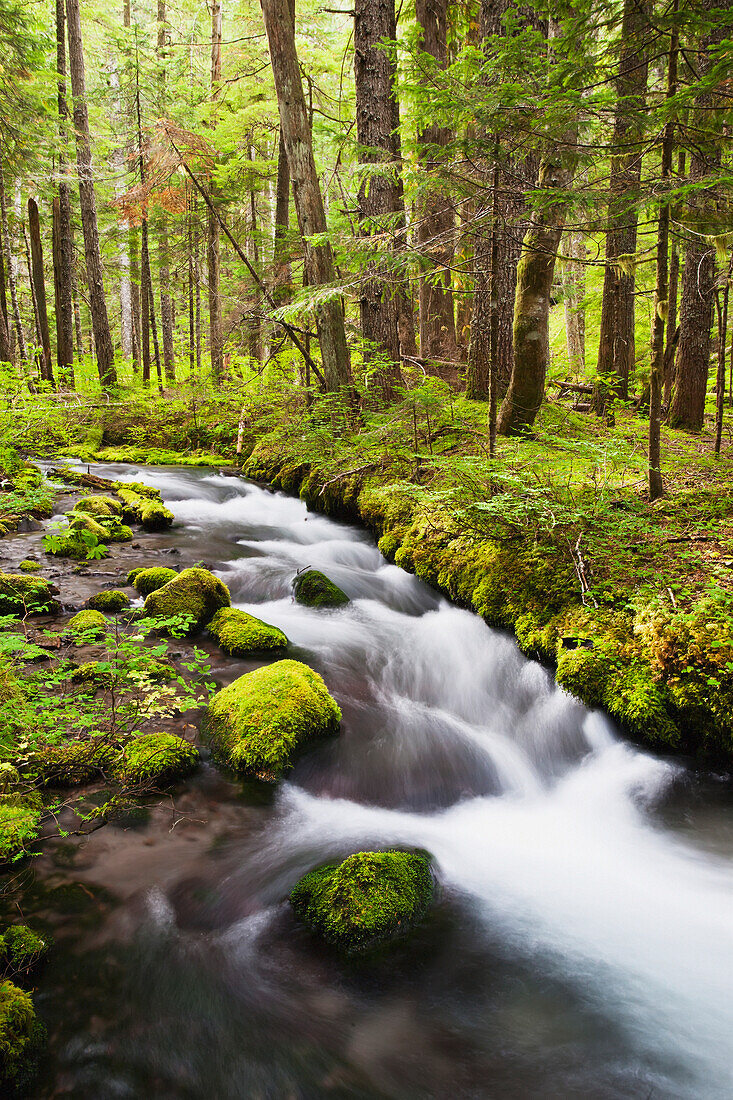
[83,465,733,1097]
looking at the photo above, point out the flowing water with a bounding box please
[18,465,733,1099]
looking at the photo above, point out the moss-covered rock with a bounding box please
[0,798,41,864]
[0,574,59,616]
[114,480,162,501]
[132,566,178,596]
[204,660,340,781]
[70,661,114,687]
[143,567,231,634]
[208,607,288,657]
[116,486,173,531]
[87,589,130,613]
[1,926,50,971]
[113,733,199,786]
[0,980,44,1089]
[75,495,123,518]
[68,513,110,542]
[66,609,107,636]
[290,850,434,955]
[31,739,114,787]
[138,499,174,531]
[126,567,145,585]
[18,561,40,574]
[292,569,349,609]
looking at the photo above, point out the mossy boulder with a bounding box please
[143,567,231,635]
[18,561,40,574]
[208,607,288,657]
[0,798,41,864]
[31,739,114,787]
[132,567,178,596]
[290,850,434,955]
[66,610,107,636]
[70,661,114,687]
[292,569,349,609]
[68,513,110,542]
[0,980,44,1089]
[114,480,162,501]
[75,495,123,518]
[116,486,174,531]
[87,589,130,613]
[113,733,199,786]
[204,659,341,781]
[1,927,50,972]
[138,499,174,532]
[126,567,144,585]
[0,574,59,616]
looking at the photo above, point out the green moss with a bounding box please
[0,573,58,616]
[98,519,133,543]
[138,499,174,531]
[292,569,349,609]
[70,661,113,687]
[0,799,41,863]
[87,590,130,613]
[204,659,341,781]
[143,567,231,634]
[31,739,114,786]
[68,513,110,541]
[114,481,162,501]
[377,532,403,561]
[75,495,123,518]
[290,849,434,955]
[208,607,288,657]
[132,566,178,596]
[66,609,107,636]
[126,567,144,584]
[113,732,199,786]
[46,532,109,560]
[1,926,50,971]
[0,980,43,1088]
[18,560,40,574]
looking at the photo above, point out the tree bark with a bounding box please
[354,0,402,398]
[261,0,353,390]
[157,0,175,383]
[497,151,576,435]
[207,0,223,382]
[0,158,27,365]
[668,1,724,431]
[562,231,585,376]
[415,0,457,366]
[595,0,650,407]
[27,199,54,385]
[55,0,75,386]
[65,0,116,387]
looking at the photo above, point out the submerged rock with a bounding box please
[208,606,288,657]
[132,566,178,596]
[143,567,231,634]
[0,979,44,1090]
[290,850,434,955]
[0,573,59,616]
[292,569,349,609]
[203,659,340,781]
[113,732,199,786]
[66,610,107,636]
[87,589,130,613]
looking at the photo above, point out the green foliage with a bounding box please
[290,850,434,955]
[43,526,109,561]
[204,659,341,781]
[0,574,58,616]
[0,980,42,1087]
[113,732,199,786]
[0,800,41,864]
[208,607,288,657]
[292,569,350,609]
[1,926,50,973]
[66,610,107,636]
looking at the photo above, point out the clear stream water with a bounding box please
[17,465,733,1099]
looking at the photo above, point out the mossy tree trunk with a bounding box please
[497,152,576,436]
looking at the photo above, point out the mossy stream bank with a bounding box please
[241,438,733,767]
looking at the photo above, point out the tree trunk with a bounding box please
[247,145,263,364]
[0,245,10,365]
[595,0,650,407]
[0,158,27,365]
[129,224,141,372]
[668,1,723,431]
[55,0,75,386]
[142,219,163,391]
[649,12,678,500]
[415,0,457,367]
[71,263,84,362]
[65,0,116,387]
[207,0,223,382]
[27,199,54,386]
[498,149,576,435]
[157,0,175,383]
[109,62,133,362]
[261,0,353,391]
[562,231,585,377]
[354,0,402,398]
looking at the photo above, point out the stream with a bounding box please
[10,463,733,1099]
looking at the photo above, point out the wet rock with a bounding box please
[131,566,178,596]
[290,850,434,955]
[143,567,230,635]
[0,573,59,616]
[203,659,340,781]
[292,569,349,609]
[208,606,288,657]
[86,589,130,613]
